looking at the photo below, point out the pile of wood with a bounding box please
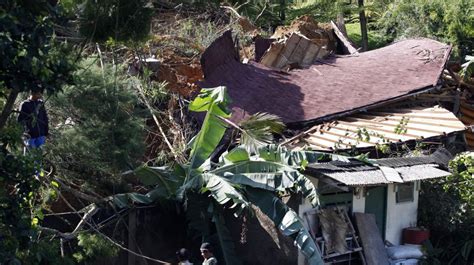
[259,15,336,70]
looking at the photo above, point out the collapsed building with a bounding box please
[196,17,472,264]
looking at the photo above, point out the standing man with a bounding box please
[200,242,217,265]
[17,88,49,149]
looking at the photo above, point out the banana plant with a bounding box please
[112,86,355,265]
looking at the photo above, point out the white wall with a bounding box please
[352,188,366,213]
[384,183,419,245]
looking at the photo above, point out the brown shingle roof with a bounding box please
[199,31,451,125]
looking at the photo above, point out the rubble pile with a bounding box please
[259,15,336,70]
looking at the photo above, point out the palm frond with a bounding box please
[239,112,285,153]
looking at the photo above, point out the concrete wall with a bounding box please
[352,188,366,213]
[384,183,419,245]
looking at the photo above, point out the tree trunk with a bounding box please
[358,0,369,51]
[337,13,348,37]
[0,88,20,130]
[279,0,286,23]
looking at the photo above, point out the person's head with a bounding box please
[200,242,214,259]
[176,248,189,262]
[30,88,44,100]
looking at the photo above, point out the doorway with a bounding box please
[364,186,387,239]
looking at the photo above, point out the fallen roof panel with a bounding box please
[199,31,451,124]
[286,105,466,151]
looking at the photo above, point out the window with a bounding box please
[396,182,414,203]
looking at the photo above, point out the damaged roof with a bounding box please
[285,105,466,151]
[199,31,451,124]
[305,148,453,186]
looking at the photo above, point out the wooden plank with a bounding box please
[460,115,474,125]
[460,105,474,118]
[260,42,285,67]
[354,213,389,265]
[331,21,358,55]
[288,36,310,63]
[302,42,321,66]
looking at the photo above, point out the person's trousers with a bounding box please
[26,136,46,148]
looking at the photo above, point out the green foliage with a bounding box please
[0,1,78,263]
[48,58,146,189]
[447,152,474,211]
[247,188,323,265]
[239,112,285,153]
[418,152,474,264]
[178,0,284,27]
[74,0,153,42]
[118,86,334,264]
[15,239,75,265]
[345,22,390,50]
[188,86,231,172]
[0,0,76,94]
[378,0,474,58]
[73,232,119,263]
[288,0,350,23]
[460,55,474,81]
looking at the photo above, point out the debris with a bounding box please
[354,213,390,265]
[331,21,358,55]
[259,16,336,69]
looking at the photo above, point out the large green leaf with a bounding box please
[214,161,297,188]
[188,86,231,172]
[247,188,324,265]
[203,173,249,215]
[212,158,319,206]
[258,144,350,165]
[134,165,181,197]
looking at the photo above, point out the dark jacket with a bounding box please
[17,99,49,138]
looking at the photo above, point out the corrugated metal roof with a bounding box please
[397,164,451,181]
[316,164,450,186]
[305,149,452,186]
[325,170,389,186]
[287,105,466,150]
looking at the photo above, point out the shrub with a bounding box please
[48,58,146,191]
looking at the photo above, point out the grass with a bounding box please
[345,23,390,50]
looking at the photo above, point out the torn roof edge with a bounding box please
[199,30,452,126]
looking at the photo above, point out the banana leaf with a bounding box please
[247,188,323,265]
[202,173,248,215]
[188,86,231,172]
[212,158,319,206]
[258,144,350,165]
